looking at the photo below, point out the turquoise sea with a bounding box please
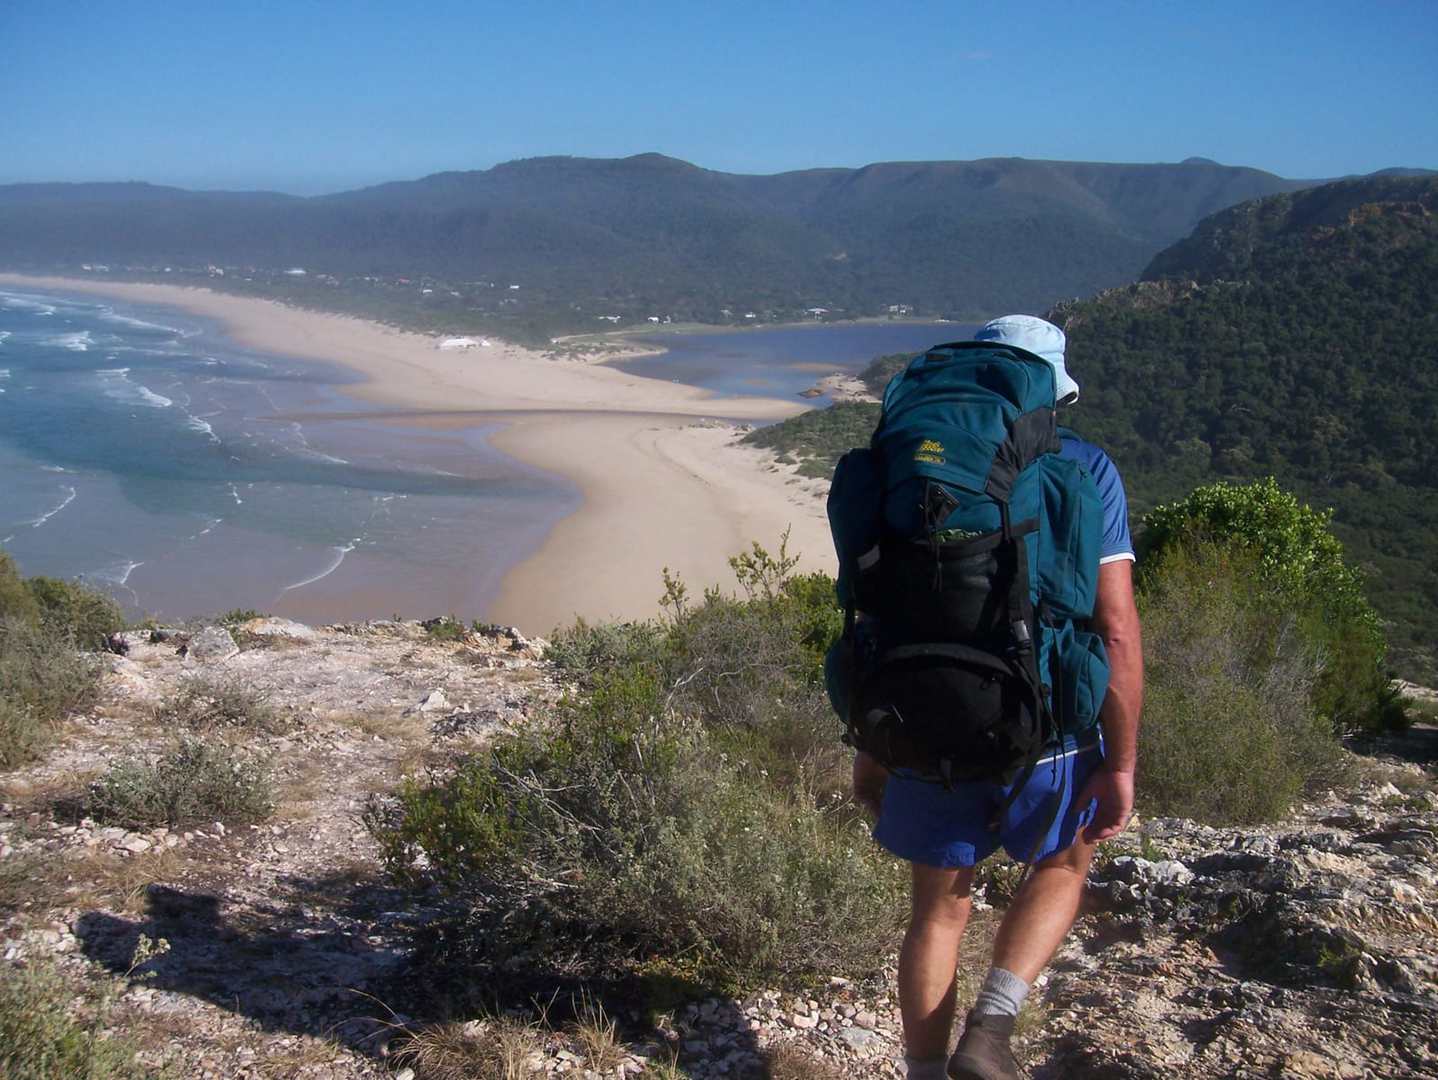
[0,288,576,623]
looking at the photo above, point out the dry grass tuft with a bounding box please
[1,843,195,918]
[394,1016,549,1080]
[152,676,289,735]
[569,991,624,1073]
[763,1041,848,1080]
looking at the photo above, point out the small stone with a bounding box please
[841,1026,880,1051]
[855,1010,878,1030]
[394,1069,416,1080]
[122,836,152,854]
[414,689,449,713]
[790,1012,818,1029]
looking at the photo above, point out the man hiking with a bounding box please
[833,314,1143,1080]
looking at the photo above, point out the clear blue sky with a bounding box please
[4,0,1435,194]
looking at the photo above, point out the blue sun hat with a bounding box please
[974,314,1080,404]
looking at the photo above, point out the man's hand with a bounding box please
[852,750,889,819]
[1076,764,1134,843]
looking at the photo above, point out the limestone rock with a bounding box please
[185,626,239,663]
[237,617,318,641]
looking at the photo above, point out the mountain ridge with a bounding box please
[2,153,1400,331]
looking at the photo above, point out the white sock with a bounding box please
[972,966,1030,1018]
[904,1056,950,1080]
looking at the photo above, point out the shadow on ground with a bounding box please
[76,873,772,1075]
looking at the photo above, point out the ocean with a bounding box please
[0,288,576,624]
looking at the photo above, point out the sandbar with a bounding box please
[0,275,835,632]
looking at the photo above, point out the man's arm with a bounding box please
[1079,558,1144,842]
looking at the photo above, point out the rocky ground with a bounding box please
[1,620,1435,1078]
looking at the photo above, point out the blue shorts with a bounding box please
[872,737,1103,869]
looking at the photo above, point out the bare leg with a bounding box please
[899,862,976,1060]
[989,835,1096,983]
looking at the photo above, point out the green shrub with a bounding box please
[0,959,153,1080]
[0,618,101,770]
[152,677,286,734]
[0,552,40,625]
[422,615,469,642]
[25,576,125,651]
[545,617,667,689]
[370,711,903,987]
[1140,478,1400,734]
[86,739,273,829]
[1137,542,1349,823]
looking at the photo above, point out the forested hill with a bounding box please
[1053,175,1438,679]
[0,155,1312,327]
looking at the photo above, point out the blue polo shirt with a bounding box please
[1059,433,1134,565]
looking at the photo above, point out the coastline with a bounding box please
[0,274,834,632]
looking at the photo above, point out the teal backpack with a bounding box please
[827,340,1110,790]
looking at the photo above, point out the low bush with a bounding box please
[545,618,666,689]
[25,576,126,651]
[152,677,285,734]
[369,543,899,991]
[1136,542,1349,823]
[1140,478,1401,734]
[0,617,102,770]
[0,552,41,625]
[422,615,469,642]
[0,958,153,1080]
[86,738,273,829]
[370,709,903,988]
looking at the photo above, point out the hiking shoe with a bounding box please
[948,1010,1022,1080]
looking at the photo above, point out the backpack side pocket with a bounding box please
[828,447,885,612]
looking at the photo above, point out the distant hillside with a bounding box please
[0,154,1313,331]
[1054,175,1438,679]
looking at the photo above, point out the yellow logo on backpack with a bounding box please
[914,438,945,465]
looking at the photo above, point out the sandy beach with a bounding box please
[0,274,834,632]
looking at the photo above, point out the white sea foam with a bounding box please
[136,386,172,407]
[185,414,219,441]
[47,330,94,351]
[281,540,359,592]
[40,464,68,473]
[0,331,10,345]
[100,309,182,335]
[29,486,77,528]
[0,370,9,380]
[285,421,348,464]
[96,368,173,408]
[90,560,143,587]
[228,483,244,505]
[0,294,57,315]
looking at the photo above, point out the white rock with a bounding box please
[415,689,449,713]
[238,617,318,641]
[187,626,239,663]
[790,1012,818,1029]
[121,836,152,854]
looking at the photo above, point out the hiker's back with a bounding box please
[827,340,1109,786]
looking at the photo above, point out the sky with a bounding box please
[3,1,1436,194]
